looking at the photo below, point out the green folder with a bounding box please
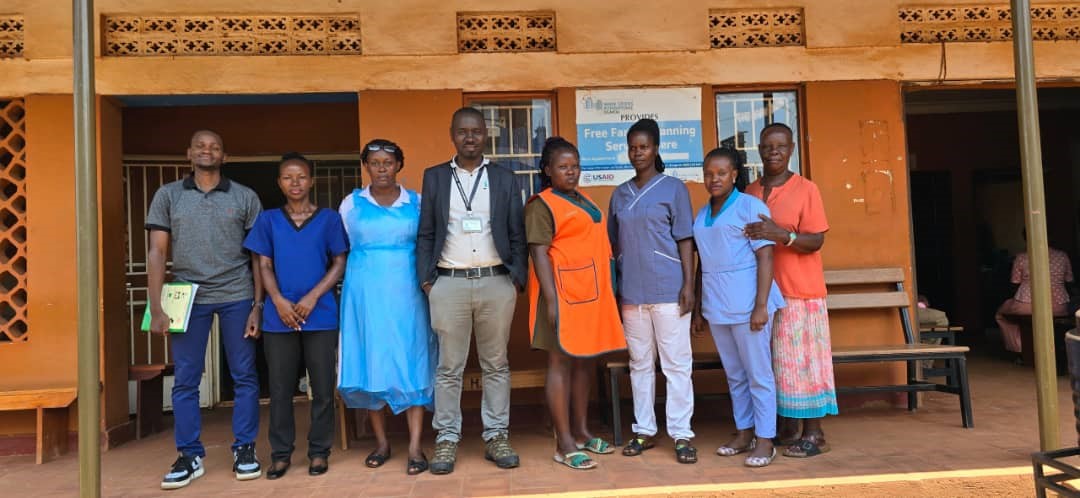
[140,282,199,333]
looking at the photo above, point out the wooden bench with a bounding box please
[337,368,548,450]
[603,267,973,445]
[129,363,174,440]
[0,387,77,463]
[826,267,972,431]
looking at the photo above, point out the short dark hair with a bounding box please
[279,152,313,175]
[626,118,665,173]
[760,122,794,141]
[360,138,405,170]
[704,146,741,169]
[190,129,223,148]
[450,107,485,128]
[538,137,579,190]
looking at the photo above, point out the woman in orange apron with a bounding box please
[526,137,626,470]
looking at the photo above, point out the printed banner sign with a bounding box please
[576,88,703,186]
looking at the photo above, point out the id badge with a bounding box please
[462,215,483,233]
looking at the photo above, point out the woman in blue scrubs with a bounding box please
[243,153,349,479]
[691,148,784,468]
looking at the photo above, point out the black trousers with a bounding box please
[263,330,338,462]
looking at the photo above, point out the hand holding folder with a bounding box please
[141,282,199,334]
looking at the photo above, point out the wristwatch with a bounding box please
[785,231,797,246]
[253,300,264,309]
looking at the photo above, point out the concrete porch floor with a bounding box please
[0,354,1070,497]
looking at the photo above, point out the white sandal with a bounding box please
[716,437,755,456]
[744,446,777,468]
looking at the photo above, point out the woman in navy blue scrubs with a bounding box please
[243,153,349,479]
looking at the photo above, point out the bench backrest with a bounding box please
[824,267,915,344]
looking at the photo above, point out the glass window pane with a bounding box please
[469,98,553,197]
[715,91,800,185]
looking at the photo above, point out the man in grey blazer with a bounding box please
[417,107,528,474]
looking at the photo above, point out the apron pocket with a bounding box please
[557,260,600,305]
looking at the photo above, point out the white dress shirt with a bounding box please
[438,156,503,269]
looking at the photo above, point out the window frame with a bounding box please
[711,84,810,181]
[463,91,560,196]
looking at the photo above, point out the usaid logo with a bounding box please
[584,172,616,182]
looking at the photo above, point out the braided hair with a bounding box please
[537,136,579,191]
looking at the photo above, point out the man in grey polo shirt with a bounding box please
[146,130,264,490]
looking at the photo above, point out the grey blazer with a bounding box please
[416,161,528,288]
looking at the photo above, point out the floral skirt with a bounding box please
[772,297,839,419]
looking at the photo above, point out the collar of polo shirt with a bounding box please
[182,175,232,192]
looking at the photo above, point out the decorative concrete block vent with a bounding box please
[457,12,556,53]
[899,4,1080,43]
[708,8,804,48]
[0,99,27,343]
[102,15,362,56]
[0,15,23,58]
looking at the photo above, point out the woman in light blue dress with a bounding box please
[338,139,437,476]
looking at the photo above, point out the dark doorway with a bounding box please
[910,171,954,313]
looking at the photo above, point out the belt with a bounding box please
[437,265,509,279]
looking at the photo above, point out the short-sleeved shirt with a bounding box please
[1011,248,1074,305]
[693,191,785,324]
[608,174,694,305]
[243,208,350,332]
[525,189,606,351]
[145,176,262,304]
[744,174,830,299]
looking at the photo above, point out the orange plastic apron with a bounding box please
[528,189,626,357]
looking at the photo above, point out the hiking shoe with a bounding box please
[233,443,262,480]
[160,454,204,490]
[430,440,458,475]
[484,434,520,469]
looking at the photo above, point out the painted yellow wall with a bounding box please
[0,95,79,435]
[1,1,1079,96]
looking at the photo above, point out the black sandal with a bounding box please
[407,453,429,475]
[783,436,831,458]
[365,448,390,468]
[621,435,655,456]
[674,439,698,464]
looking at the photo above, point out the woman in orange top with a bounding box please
[744,123,838,458]
[527,137,626,470]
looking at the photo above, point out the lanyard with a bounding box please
[452,166,486,213]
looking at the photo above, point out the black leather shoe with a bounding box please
[309,457,328,476]
[265,461,290,480]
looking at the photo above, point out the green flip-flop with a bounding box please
[576,437,615,455]
[553,451,597,470]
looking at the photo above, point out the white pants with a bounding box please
[622,303,695,440]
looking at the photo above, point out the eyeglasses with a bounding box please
[367,144,398,153]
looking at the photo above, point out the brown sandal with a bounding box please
[621,435,655,456]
